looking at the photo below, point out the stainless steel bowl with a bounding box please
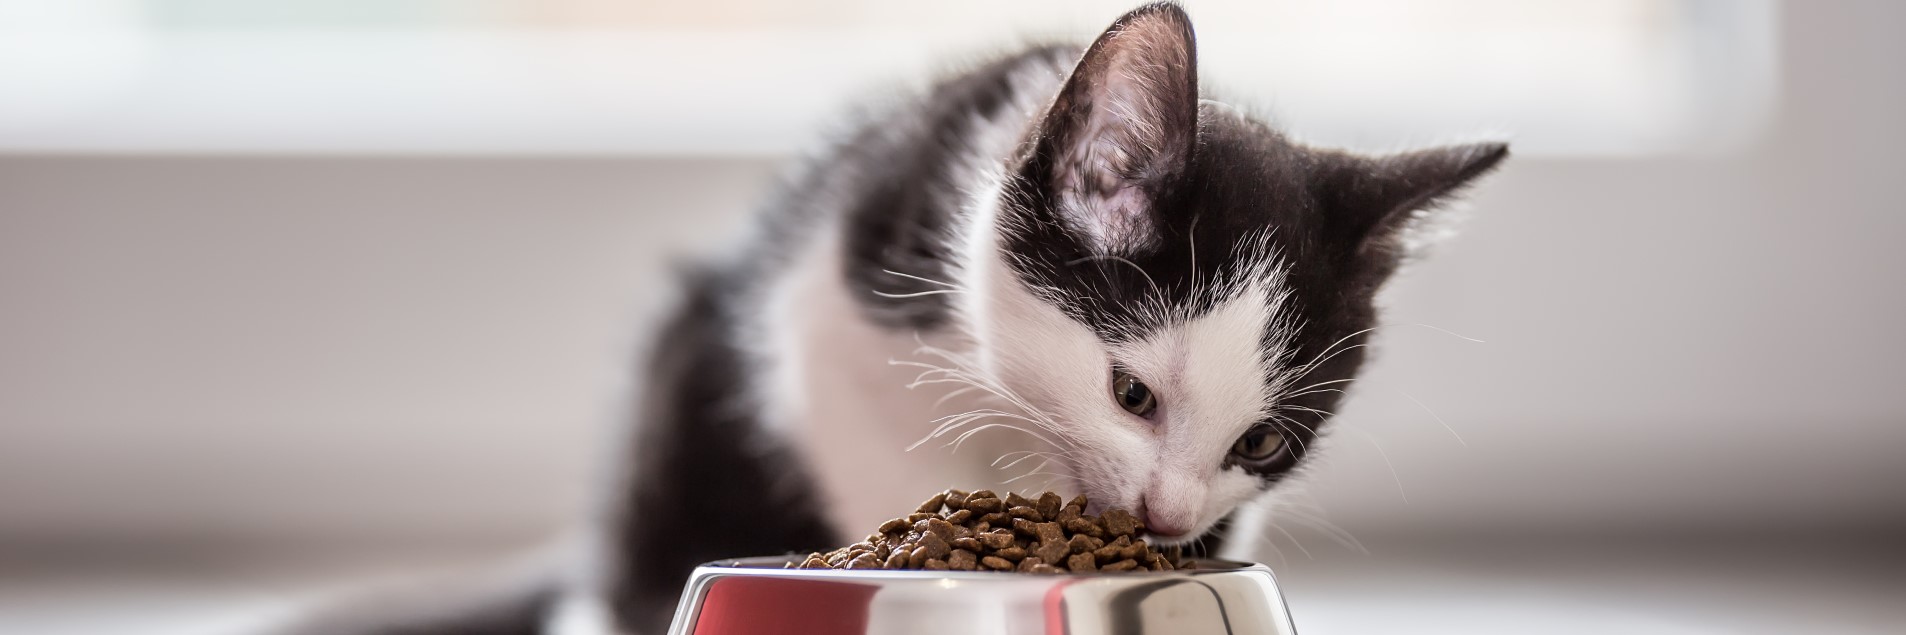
[665,555,1298,635]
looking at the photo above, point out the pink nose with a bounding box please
[1140,500,1192,537]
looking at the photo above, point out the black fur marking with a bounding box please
[841,46,1076,330]
[605,268,839,634]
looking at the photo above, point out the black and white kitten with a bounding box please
[279,4,1505,635]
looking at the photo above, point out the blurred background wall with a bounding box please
[1,1,1902,633]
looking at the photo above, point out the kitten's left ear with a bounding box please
[1023,2,1199,253]
[1316,142,1510,260]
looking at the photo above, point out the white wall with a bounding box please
[1,1,1901,553]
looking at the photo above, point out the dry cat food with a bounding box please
[791,490,1188,573]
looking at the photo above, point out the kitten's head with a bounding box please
[962,3,1506,542]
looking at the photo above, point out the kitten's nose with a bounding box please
[1139,497,1192,537]
[1140,471,1204,539]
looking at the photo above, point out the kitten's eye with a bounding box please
[1232,426,1284,461]
[1110,370,1157,417]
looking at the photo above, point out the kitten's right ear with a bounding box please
[1021,2,1199,254]
[1316,142,1510,261]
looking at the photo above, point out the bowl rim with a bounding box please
[693,554,1270,580]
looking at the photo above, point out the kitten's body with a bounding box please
[274,5,1505,635]
[747,46,1079,537]
[601,48,1084,632]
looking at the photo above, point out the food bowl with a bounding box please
[665,555,1298,635]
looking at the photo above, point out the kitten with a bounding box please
[277,3,1505,635]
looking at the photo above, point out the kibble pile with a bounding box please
[792,489,1188,573]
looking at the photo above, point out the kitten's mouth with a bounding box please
[1081,492,1201,546]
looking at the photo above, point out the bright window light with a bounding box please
[0,0,1776,156]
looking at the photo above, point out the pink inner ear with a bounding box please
[1050,59,1175,253]
[1058,179,1152,254]
[1045,9,1196,255]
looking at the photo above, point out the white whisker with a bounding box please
[881,269,961,289]
[1354,429,1409,505]
[1265,519,1313,560]
[872,288,962,299]
[1398,390,1467,447]
[1066,253,1163,301]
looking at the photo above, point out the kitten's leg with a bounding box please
[601,277,839,634]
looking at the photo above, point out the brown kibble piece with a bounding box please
[923,558,949,571]
[1007,506,1043,522]
[1036,492,1063,519]
[981,556,1014,570]
[917,492,948,514]
[952,537,982,552]
[800,556,830,569]
[1102,559,1139,572]
[945,509,972,525]
[1056,505,1082,523]
[1065,517,1104,537]
[1030,564,1063,574]
[965,497,1004,514]
[1120,539,1147,561]
[978,530,1015,549]
[1033,522,1065,544]
[908,512,936,523]
[918,532,951,559]
[995,546,1028,562]
[1100,508,1140,537]
[1032,539,1069,563]
[1067,534,1095,554]
[944,489,970,510]
[1016,556,1044,573]
[1005,492,1034,508]
[979,512,1010,525]
[1093,543,1122,563]
[885,550,908,568]
[948,549,978,571]
[1068,552,1098,572]
[879,518,909,534]
[847,553,881,569]
[922,518,956,540]
[1012,518,1038,536]
[1067,494,1088,509]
